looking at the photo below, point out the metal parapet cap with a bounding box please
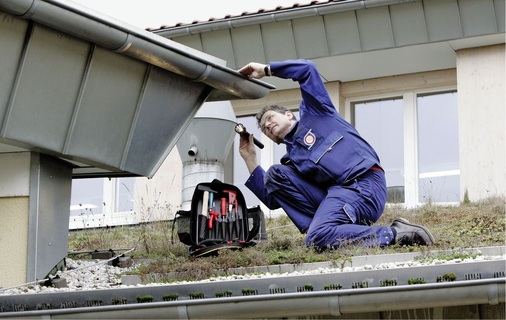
[0,0,274,101]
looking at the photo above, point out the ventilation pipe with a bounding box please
[175,101,237,210]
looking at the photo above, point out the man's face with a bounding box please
[260,110,294,144]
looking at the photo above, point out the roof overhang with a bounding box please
[154,0,505,89]
[0,0,274,178]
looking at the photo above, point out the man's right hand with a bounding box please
[238,62,268,79]
[239,132,260,174]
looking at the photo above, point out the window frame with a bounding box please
[69,177,137,229]
[345,86,458,207]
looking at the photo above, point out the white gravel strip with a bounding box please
[1,252,504,295]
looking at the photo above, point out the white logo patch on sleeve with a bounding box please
[304,129,316,149]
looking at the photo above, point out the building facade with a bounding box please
[70,0,505,226]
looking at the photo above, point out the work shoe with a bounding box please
[391,218,434,246]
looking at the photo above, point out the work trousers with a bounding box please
[264,164,394,249]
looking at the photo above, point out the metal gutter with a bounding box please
[0,0,274,101]
[1,254,504,318]
[154,0,417,38]
[1,279,504,319]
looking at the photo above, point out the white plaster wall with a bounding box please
[133,148,183,221]
[457,44,506,201]
[0,197,29,287]
[0,152,30,197]
[0,153,31,287]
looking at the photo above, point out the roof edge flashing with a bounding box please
[154,0,417,38]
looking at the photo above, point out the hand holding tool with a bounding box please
[235,123,264,149]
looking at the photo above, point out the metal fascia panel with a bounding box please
[423,0,463,42]
[65,48,147,170]
[293,15,329,59]
[4,25,90,152]
[230,25,266,68]
[122,67,211,177]
[356,5,395,51]
[390,1,429,47]
[324,10,362,56]
[458,0,498,37]
[261,20,298,62]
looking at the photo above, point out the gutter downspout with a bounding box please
[153,0,418,38]
[2,278,504,319]
[0,0,274,100]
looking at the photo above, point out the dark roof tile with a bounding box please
[146,1,342,31]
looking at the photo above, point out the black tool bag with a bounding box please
[175,179,263,257]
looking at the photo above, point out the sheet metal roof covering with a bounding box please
[0,0,274,178]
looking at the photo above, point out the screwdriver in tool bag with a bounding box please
[223,190,238,240]
[219,197,227,240]
[199,191,209,240]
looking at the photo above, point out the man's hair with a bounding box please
[255,105,297,128]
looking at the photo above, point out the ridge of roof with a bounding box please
[146,1,341,31]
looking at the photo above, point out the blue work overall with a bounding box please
[245,59,394,249]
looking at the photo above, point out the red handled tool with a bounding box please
[208,209,219,239]
[220,197,228,240]
[223,190,240,240]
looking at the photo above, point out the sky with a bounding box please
[70,0,306,29]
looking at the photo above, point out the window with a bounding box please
[70,177,135,229]
[116,178,135,212]
[70,178,104,217]
[351,90,459,206]
[417,92,460,202]
[353,99,404,196]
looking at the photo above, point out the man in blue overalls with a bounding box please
[238,59,434,250]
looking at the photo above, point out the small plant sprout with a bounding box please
[111,297,128,305]
[379,279,397,287]
[136,295,154,303]
[36,303,52,310]
[242,288,258,296]
[352,281,369,289]
[324,283,343,290]
[408,278,426,285]
[215,290,233,298]
[162,293,179,301]
[189,292,205,299]
[297,283,314,292]
[85,300,103,306]
[60,301,78,309]
[437,273,457,282]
